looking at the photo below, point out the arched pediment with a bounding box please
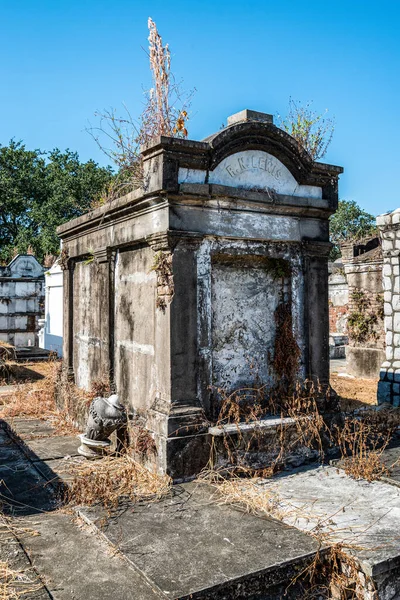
[140,110,343,202]
[205,121,314,182]
[207,149,322,199]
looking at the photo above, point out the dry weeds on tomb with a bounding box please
[63,455,171,510]
[205,380,330,478]
[334,407,400,482]
[1,361,80,436]
[88,17,192,205]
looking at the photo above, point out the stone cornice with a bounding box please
[57,185,335,243]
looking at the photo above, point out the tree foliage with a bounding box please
[279,98,335,162]
[0,140,112,264]
[329,200,377,260]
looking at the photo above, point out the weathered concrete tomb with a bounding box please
[0,254,45,347]
[58,109,343,478]
[342,237,384,379]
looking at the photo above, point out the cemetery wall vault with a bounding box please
[0,254,45,347]
[57,110,343,479]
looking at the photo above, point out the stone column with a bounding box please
[377,209,400,406]
[145,233,209,480]
[303,242,331,387]
[61,252,74,379]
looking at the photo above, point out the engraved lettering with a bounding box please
[259,157,267,171]
[223,153,283,184]
[237,157,246,173]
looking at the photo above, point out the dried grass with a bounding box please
[1,361,79,436]
[1,362,115,437]
[63,455,171,510]
[334,408,400,482]
[0,514,43,599]
[0,561,43,600]
[205,380,330,476]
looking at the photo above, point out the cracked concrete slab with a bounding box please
[18,435,80,462]
[248,464,400,593]
[21,511,164,600]
[79,482,320,599]
[8,417,57,439]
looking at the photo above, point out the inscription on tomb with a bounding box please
[225,154,282,182]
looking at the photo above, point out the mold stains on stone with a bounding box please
[212,253,291,279]
[27,314,36,332]
[211,255,287,394]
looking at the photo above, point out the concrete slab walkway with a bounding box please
[2,411,400,598]
[0,416,323,599]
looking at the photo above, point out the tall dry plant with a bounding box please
[87,18,193,205]
[139,18,191,143]
[278,98,335,162]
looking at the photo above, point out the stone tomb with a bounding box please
[0,254,45,347]
[57,109,343,479]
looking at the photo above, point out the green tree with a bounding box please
[329,200,377,260]
[0,140,112,263]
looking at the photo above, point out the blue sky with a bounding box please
[1,0,399,215]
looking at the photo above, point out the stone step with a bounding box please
[78,482,321,600]
[208,415,298,436]
[14,347,54,362]
[208,415,320,472]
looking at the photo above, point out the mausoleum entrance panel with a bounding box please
[210,254,287,399]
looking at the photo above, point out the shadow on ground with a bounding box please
[0,418,64,516]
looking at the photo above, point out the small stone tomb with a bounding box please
[57,109,343,478]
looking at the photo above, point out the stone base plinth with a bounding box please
[78,435,111,459]
[378,366,400,407]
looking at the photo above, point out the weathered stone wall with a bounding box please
[328,263,348,334]
[342,240,384,379]
[377,209,400,405]
[72,259,110,389]
[114,246,166,413]
[0,255,44,347]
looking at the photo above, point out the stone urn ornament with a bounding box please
[78,394,127,459]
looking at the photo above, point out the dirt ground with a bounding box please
[331,374,378,411]
[0,359,56,384]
